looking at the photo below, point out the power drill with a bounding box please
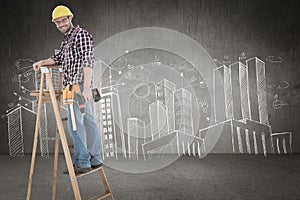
[92,88,101,102]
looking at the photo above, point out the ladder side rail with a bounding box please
[26,73,45,200]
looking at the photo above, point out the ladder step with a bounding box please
[76,167,103,178]
[30,90,62,97]
[89,192,112,200]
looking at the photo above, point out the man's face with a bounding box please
[54,16,72,34]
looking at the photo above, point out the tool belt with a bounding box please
[62,84,81,105]
[63,84,87,114]
[63,84,101,105]
[62,84,100,131]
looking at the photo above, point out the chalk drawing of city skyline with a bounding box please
[5,55,292,160]
[4,61,64,158]
[97,55,293,161]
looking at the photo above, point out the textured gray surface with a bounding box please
[0,154,299,200]
[1,0,300,155]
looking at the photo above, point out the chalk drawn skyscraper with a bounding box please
[149,101,169,140]
[155,79,176,133]
[246,57,268,125]
[100,87,126,159]
[213,65,233,123]
[127,118,146,160]
[214,57,268,124]
[174,88,194,135]
[207,57,271,155]
[238,62,251,119]
[229,62,251,120]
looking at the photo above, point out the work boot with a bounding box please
[63,165,91,175]
[91,163,103,169]
[74,166,91,174]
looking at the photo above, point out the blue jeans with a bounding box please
[67,92,103,168]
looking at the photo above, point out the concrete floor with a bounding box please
[0,154,299,200]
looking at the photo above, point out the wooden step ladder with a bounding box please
[26,65,114,200]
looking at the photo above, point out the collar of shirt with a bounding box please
[64,25,80,40]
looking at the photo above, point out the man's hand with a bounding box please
[32,61,43,71]
[82,67,93,102]
[81,88,93,102]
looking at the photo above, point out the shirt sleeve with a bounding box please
[51,43,63,65]
[76,30,95,68]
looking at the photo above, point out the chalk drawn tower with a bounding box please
[127,118,146,160]
[174,88,194,135]
[100,87,126,159]
[155,79,176,133]
[213,65,233,123]
[214,57,268,125]
[246,57,268,125]
[149,101,169,140]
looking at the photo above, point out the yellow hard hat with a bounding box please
[52,5,73,22]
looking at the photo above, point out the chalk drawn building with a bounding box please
[174,88,194,135]
[271,132,292,154]
[198,119,272,156]
[155,79,176,133]
[127,118,145,160]
[142,130,205,159]
[213,65,233,123]
[149,101,169,140]
[208,57,272,155]
[6,105,27,157]
[100,87,126,159]
[142,86,204,159]
[246,57,269,125]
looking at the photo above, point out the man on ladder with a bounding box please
[33,5,103,174]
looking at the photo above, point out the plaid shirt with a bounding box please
[52,25,95,86]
